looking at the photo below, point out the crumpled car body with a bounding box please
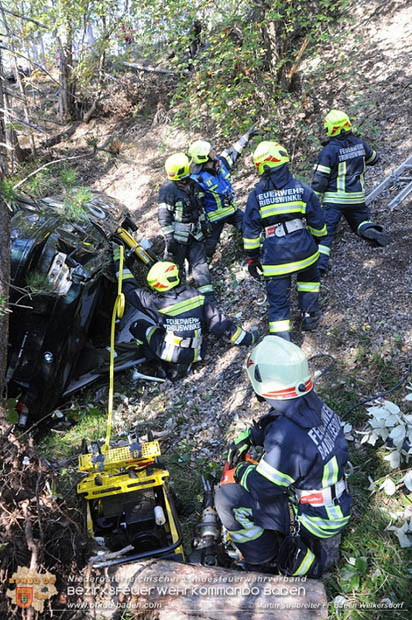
[7,192,154,428]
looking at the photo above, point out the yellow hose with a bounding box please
[104,245,125,452]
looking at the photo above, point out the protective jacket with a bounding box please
[312,132,379,206]
[236,391,352,539]
[243,165,327,277]
[116,263,254,364]
[191,138,245,223]
[158,179,207,244]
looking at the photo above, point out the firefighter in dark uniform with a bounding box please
[112,249,258,380]
[158,153,214,297]
[188,127,259,257]
[312,109,391,275]
[243,141,327,340]
[215,336,352,576]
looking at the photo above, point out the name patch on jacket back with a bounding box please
[257,187,304,206]
[164,317,201,331]
[338,144,365,162]
[307,404,341,460]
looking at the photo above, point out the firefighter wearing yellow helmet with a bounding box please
[188,125,260,257]
[243,141,327,340]
[312,109,391,275]
[112,249,258,380]
[215,336,352,576]
[158,153,214,298]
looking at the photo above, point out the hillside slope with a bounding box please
[28,0,412,616]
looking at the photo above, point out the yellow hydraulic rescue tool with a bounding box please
[77,245,184,567]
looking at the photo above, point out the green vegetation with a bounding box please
[25,271,55,293]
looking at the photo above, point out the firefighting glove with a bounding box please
[249,326,259,345]
[247,258,262,281]
[227,430,252,468]
[201,219,213,237]
[165,236,178,257]
[234,460,257,485]
[246,124,263,140]
[250,412,278,447]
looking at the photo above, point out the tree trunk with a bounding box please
[89,558,328,619]
[0,4,36,158]
[252,1,288,88]
[58,18,75,122]
[0,48,9,177]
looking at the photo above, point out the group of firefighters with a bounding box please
[112,109,391,576]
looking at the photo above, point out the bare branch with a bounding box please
[0,6,47,29]
[12,154,89,190]
[0,108,48,133]
[0,45,60,86]
[123,61,179,75]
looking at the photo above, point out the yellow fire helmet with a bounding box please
[188,140,212,164]
[324,109,352,137]
[165,153,191,181]
[147,261,180,292]
[246,335,312,400]
[253,141,290,175]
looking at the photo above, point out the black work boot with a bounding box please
[361,227,391,246]
[166,363,192,382]
[301,312,321,331]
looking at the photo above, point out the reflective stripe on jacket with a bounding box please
[243,164,326,276]
[311,132,379,206]
[237,391,351,538]
[191,157,237,222]
[115,263,253,362]
[158,179,206,243]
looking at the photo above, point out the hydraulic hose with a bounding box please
[104,245,125,451]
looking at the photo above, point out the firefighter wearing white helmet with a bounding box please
[158,152,214,297]
[215,335,352,576]
[243,141,327,340]
[188,125,260,257]
[312,109,391,275]
[112,249,258,380]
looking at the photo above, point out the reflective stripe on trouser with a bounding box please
[296,263,320,314]
[171,239,214,296]
[318,203,375,269]
[293,548,316,576]
[265,263,320,331]
[299,512,350,538]
[214,483,281,565]
[205,209,243,257]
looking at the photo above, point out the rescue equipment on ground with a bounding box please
[77,245,184,568]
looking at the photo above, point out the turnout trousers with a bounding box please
[318,203,376,271]
[169,239,214,297]
[215,484,290,565]
[265,262,320,339]
[205,209,244,257]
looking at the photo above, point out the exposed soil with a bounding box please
[2,0,412,617]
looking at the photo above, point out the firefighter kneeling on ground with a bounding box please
[113,247,258,381]
[243,141,327,340]
[215,336,352,577]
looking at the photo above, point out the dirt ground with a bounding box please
[2,1,412,616]
[62,0,412,447]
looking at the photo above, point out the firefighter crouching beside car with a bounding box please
[312,109,391,275]
[188,126,260,258]
[243,141,327,340]
[215,336,352,577]
[158,152,214,298]
[112,247,258,380]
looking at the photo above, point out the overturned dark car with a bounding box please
[7,192,158,428]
